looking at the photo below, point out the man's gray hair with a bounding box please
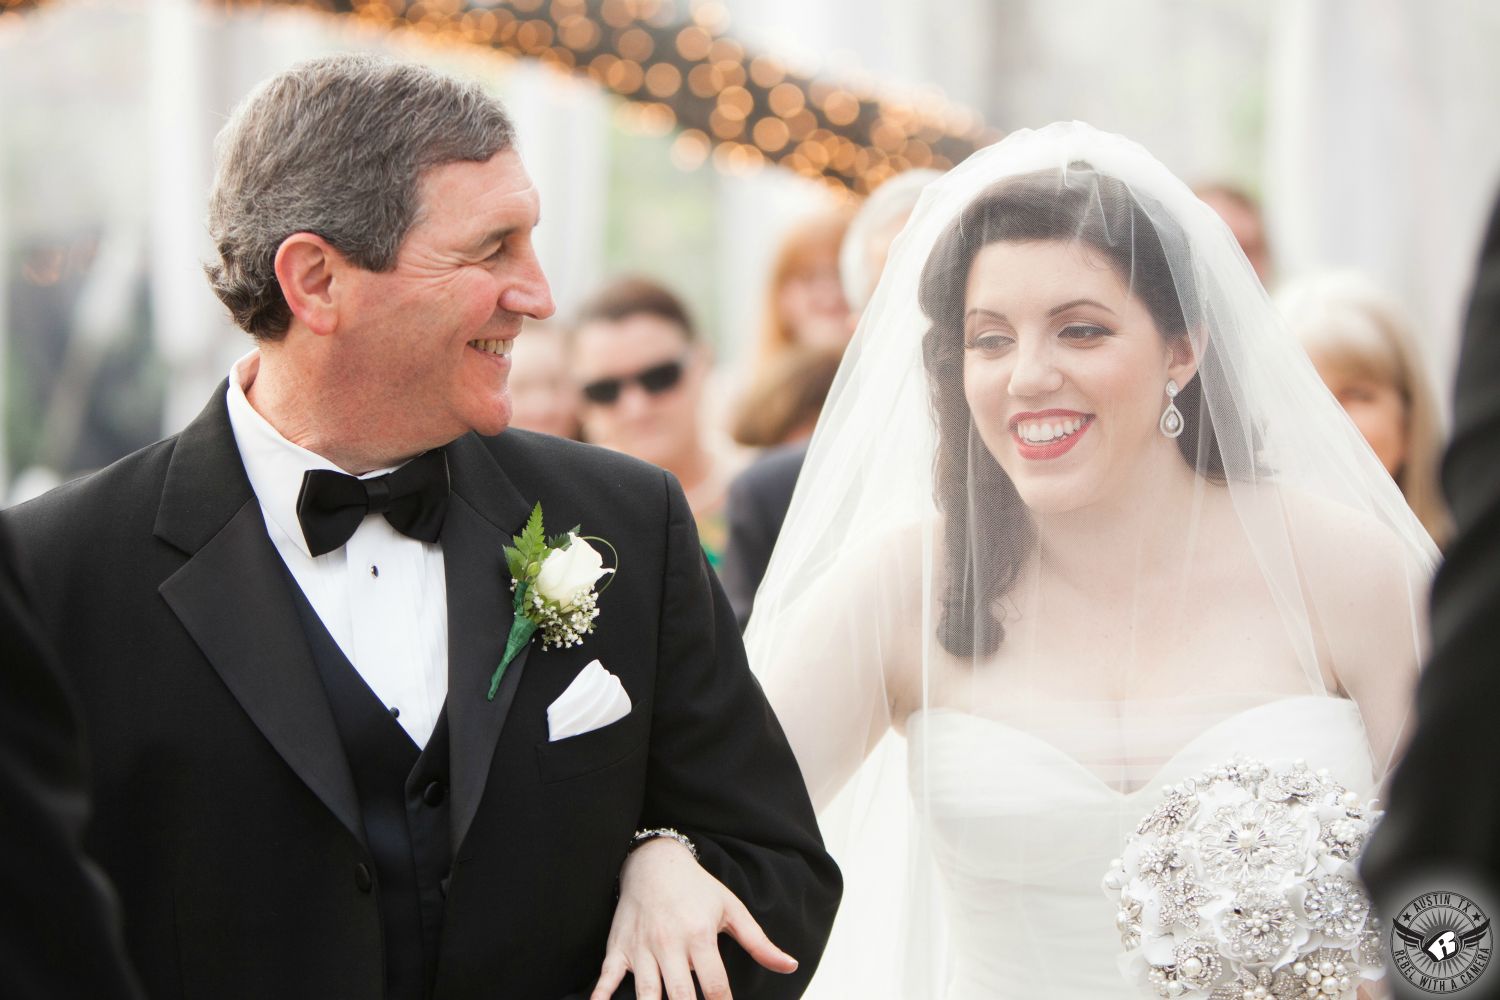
[205,53,516,339]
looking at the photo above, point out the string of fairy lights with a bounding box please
[4,0,997,195]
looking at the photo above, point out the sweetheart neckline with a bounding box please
[907,694,1367,799]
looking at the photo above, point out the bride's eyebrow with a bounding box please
[963,308,1008,328]
[1047,298,1115,317]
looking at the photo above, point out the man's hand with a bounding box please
[589,837,799,1000]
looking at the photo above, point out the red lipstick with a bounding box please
[1010,410,1092,461]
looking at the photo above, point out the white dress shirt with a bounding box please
[225,352,448,748]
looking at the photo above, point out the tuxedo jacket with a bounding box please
[0,523,143,1000]
[2,386,840,1000]
[1361,194,1500,909]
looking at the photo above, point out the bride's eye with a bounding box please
[965,332,1014,354]
[1059,323,1111,342]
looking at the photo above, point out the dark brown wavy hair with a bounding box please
[919,164,1228,658]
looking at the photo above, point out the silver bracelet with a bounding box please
[628,826,699,861]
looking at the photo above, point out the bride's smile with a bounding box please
[1009,409,1093,458]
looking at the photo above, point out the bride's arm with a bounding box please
[752,532,922,813]
[1287,497,1430,777]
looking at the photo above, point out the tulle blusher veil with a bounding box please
[746,124,1436,997]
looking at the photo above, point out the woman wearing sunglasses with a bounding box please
[568,277,742,565]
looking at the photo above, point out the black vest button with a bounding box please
[355,863,373,892]
[423,780,446,806]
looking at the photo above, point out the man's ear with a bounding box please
[273,233,344,337]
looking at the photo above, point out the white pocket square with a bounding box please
[546,659,632,742]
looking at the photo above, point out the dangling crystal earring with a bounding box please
[1159,379,1184,439]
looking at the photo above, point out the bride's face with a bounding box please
[962,238,1191,514]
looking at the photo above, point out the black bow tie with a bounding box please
[295,449,451,557]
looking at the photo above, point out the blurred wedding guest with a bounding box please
[1279,272,1452,544]
[571,276,738,564]
[751,208,855,375]
[721,177,936,627]
[505,320,581,439]
[839,168,942,315]
[720,348,840,628]
[1362,194,1500,972]
[730,345,841,449]
[0,523,143,1000]
[1195,182,1273,286]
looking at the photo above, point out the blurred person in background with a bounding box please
[750,209,855,376]
[570,276,739,565]
[838,169,943,318]
[1195,182,1274,286]
[722,172,938,628]
[721,347,841,628]
[505,320,581,440]
[730,345,842,450]
[1279,272,1452,545]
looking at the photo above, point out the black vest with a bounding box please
[287,581,452,1000]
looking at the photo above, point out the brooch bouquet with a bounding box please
[488,503,616,700]
[1102,756,1385,999]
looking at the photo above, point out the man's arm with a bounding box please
[0,521,144,1000]
[593,472,841,999]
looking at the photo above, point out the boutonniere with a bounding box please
[488,503,617,700]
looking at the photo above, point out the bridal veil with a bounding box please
[745,124,1437,997]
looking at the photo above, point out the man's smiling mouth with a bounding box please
[468,339,513,357]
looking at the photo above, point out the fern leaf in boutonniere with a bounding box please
[488,502,617,700]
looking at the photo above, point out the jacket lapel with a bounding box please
[442,433,534,854]
[154,387,364,846]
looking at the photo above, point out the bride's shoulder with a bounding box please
[1269,484,1430,584]
[807,516,937,586]
[1260,483,1431,669]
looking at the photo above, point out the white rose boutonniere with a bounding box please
[488,503,616,700]
[534,536,610,610]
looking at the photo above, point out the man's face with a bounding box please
[571,314,704,474]
[333,149,554,451]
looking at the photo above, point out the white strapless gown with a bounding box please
[904,695,1377,999]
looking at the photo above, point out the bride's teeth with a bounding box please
[1017,417,1088,443]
